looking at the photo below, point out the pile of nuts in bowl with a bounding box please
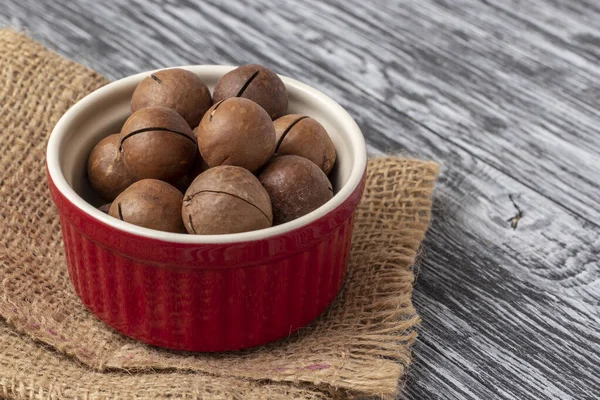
[87,64,337,234]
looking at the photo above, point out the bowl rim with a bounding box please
[47,65,367,244]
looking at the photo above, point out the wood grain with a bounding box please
[1,0,599,398]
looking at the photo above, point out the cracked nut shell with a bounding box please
[196,97,276,173]
[258,155,333,225]
[131,68,212,128]
[109,179,185,233]
[274,114,337,174]
[120,106,197,183]
[87,133,135,201]
[213,64,288,120]
[182,166,273,235]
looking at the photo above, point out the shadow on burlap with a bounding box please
[0,29,439,399]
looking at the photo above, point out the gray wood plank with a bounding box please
[1,0,599,399]
[316,0,600,225]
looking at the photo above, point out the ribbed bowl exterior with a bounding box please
[49,171,365,351]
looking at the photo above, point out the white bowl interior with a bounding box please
[48,65,366,244]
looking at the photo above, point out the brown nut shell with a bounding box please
[213,64,288,120]
[173,150,210,193]
[258,155,333,225]
[182,166,273,235]
[274,114,337,174]
[98,203,112,214]
[121,106,197,183]
[109,179,185,233]
[196,97,275,173]
[131,68,212,128]
[87,133,135,201]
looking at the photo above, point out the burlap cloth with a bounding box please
[0,30,439,399]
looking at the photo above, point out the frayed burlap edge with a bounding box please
[0,29,439,399]
[0,320,330,400]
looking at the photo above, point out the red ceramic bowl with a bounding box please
[46,65,367,352]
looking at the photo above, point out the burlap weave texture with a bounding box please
[0,30,439,399]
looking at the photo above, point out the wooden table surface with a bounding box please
[2,1,599,399]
